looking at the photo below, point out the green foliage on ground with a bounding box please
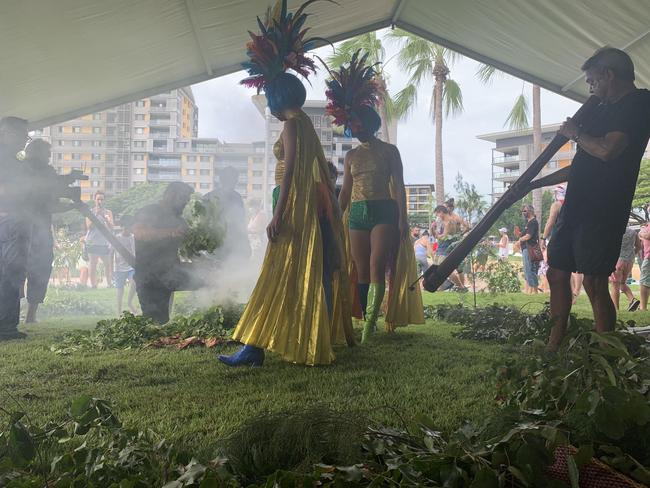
[433,303,551,343]
[50,305,235,354]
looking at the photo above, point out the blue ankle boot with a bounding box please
[218,345,265,367]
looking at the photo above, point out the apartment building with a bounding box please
[477,124,577,203]
[405,184,435,221]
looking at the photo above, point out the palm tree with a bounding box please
[327,32,402,144]
[387,29,464,205]
[477,65,543,218]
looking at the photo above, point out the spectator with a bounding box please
[433,205,465,290]
[640,216,650,311]
[518,204,539,294]
[85,191,114,288]
[609,227,641,311]
[414,230,430,277]
[114,215,137,315]
[497,227,509,260]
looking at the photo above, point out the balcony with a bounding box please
[492,155,523,168]
[493,170,520,182]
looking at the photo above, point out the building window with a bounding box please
[135,128,144,134]
[133,168,144,175]
[187,169,196,175]
[91,167,100,174]
[199,169,210,176]
[72,126,81,133]
[177,142,187,148]
[200,156,210,162]
[72,140,81,147]
[133,141,146,148]
[57,126,64,133]
[187,155,196,162]
[91,181,100,187]
[92,127,101,134]
[135,114,145,121]
[92,154,101,161]
[92,114,102,120]
[72,153,81,160]
[57,140,65,146]
[200,183,210,189]
[133,154,145,161]
[106,127,115,136]
[56,153,62,160]
[92,140,102,147]
[135,100,146,107]
[253,170,263,177]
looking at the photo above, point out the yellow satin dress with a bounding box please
[231,111,354,365]
[347,139,425,330]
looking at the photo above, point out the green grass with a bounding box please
[2,287,649,461]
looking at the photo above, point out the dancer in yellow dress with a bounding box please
[326,51,424,343]
[219,0,353,367]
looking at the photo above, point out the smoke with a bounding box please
[191,243,266,308]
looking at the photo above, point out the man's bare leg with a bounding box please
[641,284,650,311]
[583,275,616,333]
[547,267,572,351]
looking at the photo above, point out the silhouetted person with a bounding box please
[204,166,251,260]
[22,139,68,323]
[132,182,194,323]
[0,117,30,340]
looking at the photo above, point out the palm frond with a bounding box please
[504,93,530,130]
[443,79,463,118]
[391,85,418,121]
[476,64,500,84]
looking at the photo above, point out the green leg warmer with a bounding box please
[362,282,385,343]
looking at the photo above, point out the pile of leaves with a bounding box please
[173,298,244,330]
[51,306,230,354]
[478,259,522,293]
[433,303,553,344]
[180,196,226,259]
[39,290,112,318]
[495,320,650,485]
[0,394,236,487]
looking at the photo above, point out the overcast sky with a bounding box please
[191,29,582,199]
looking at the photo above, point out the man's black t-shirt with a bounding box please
[523,218,539,249]
[563,89,650,229]
[133,203,187,280]
[0,148,30,216]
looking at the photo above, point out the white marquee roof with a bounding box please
[1,0,648,128]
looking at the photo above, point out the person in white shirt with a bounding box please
[114,215,137,315]
[497,227,509,260]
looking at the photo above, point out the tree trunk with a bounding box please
[434,74,445,205]
[531,84,543,221]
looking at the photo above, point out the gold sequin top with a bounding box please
[350,139,393,202]
[274,138,284,186]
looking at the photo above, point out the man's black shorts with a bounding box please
[547,211,623,276]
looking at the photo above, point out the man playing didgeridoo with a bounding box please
[511,47,650,351]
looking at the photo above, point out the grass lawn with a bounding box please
[2,287,649,460]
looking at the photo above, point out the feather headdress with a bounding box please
[241,0,333,91]
[324,50,381,135]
